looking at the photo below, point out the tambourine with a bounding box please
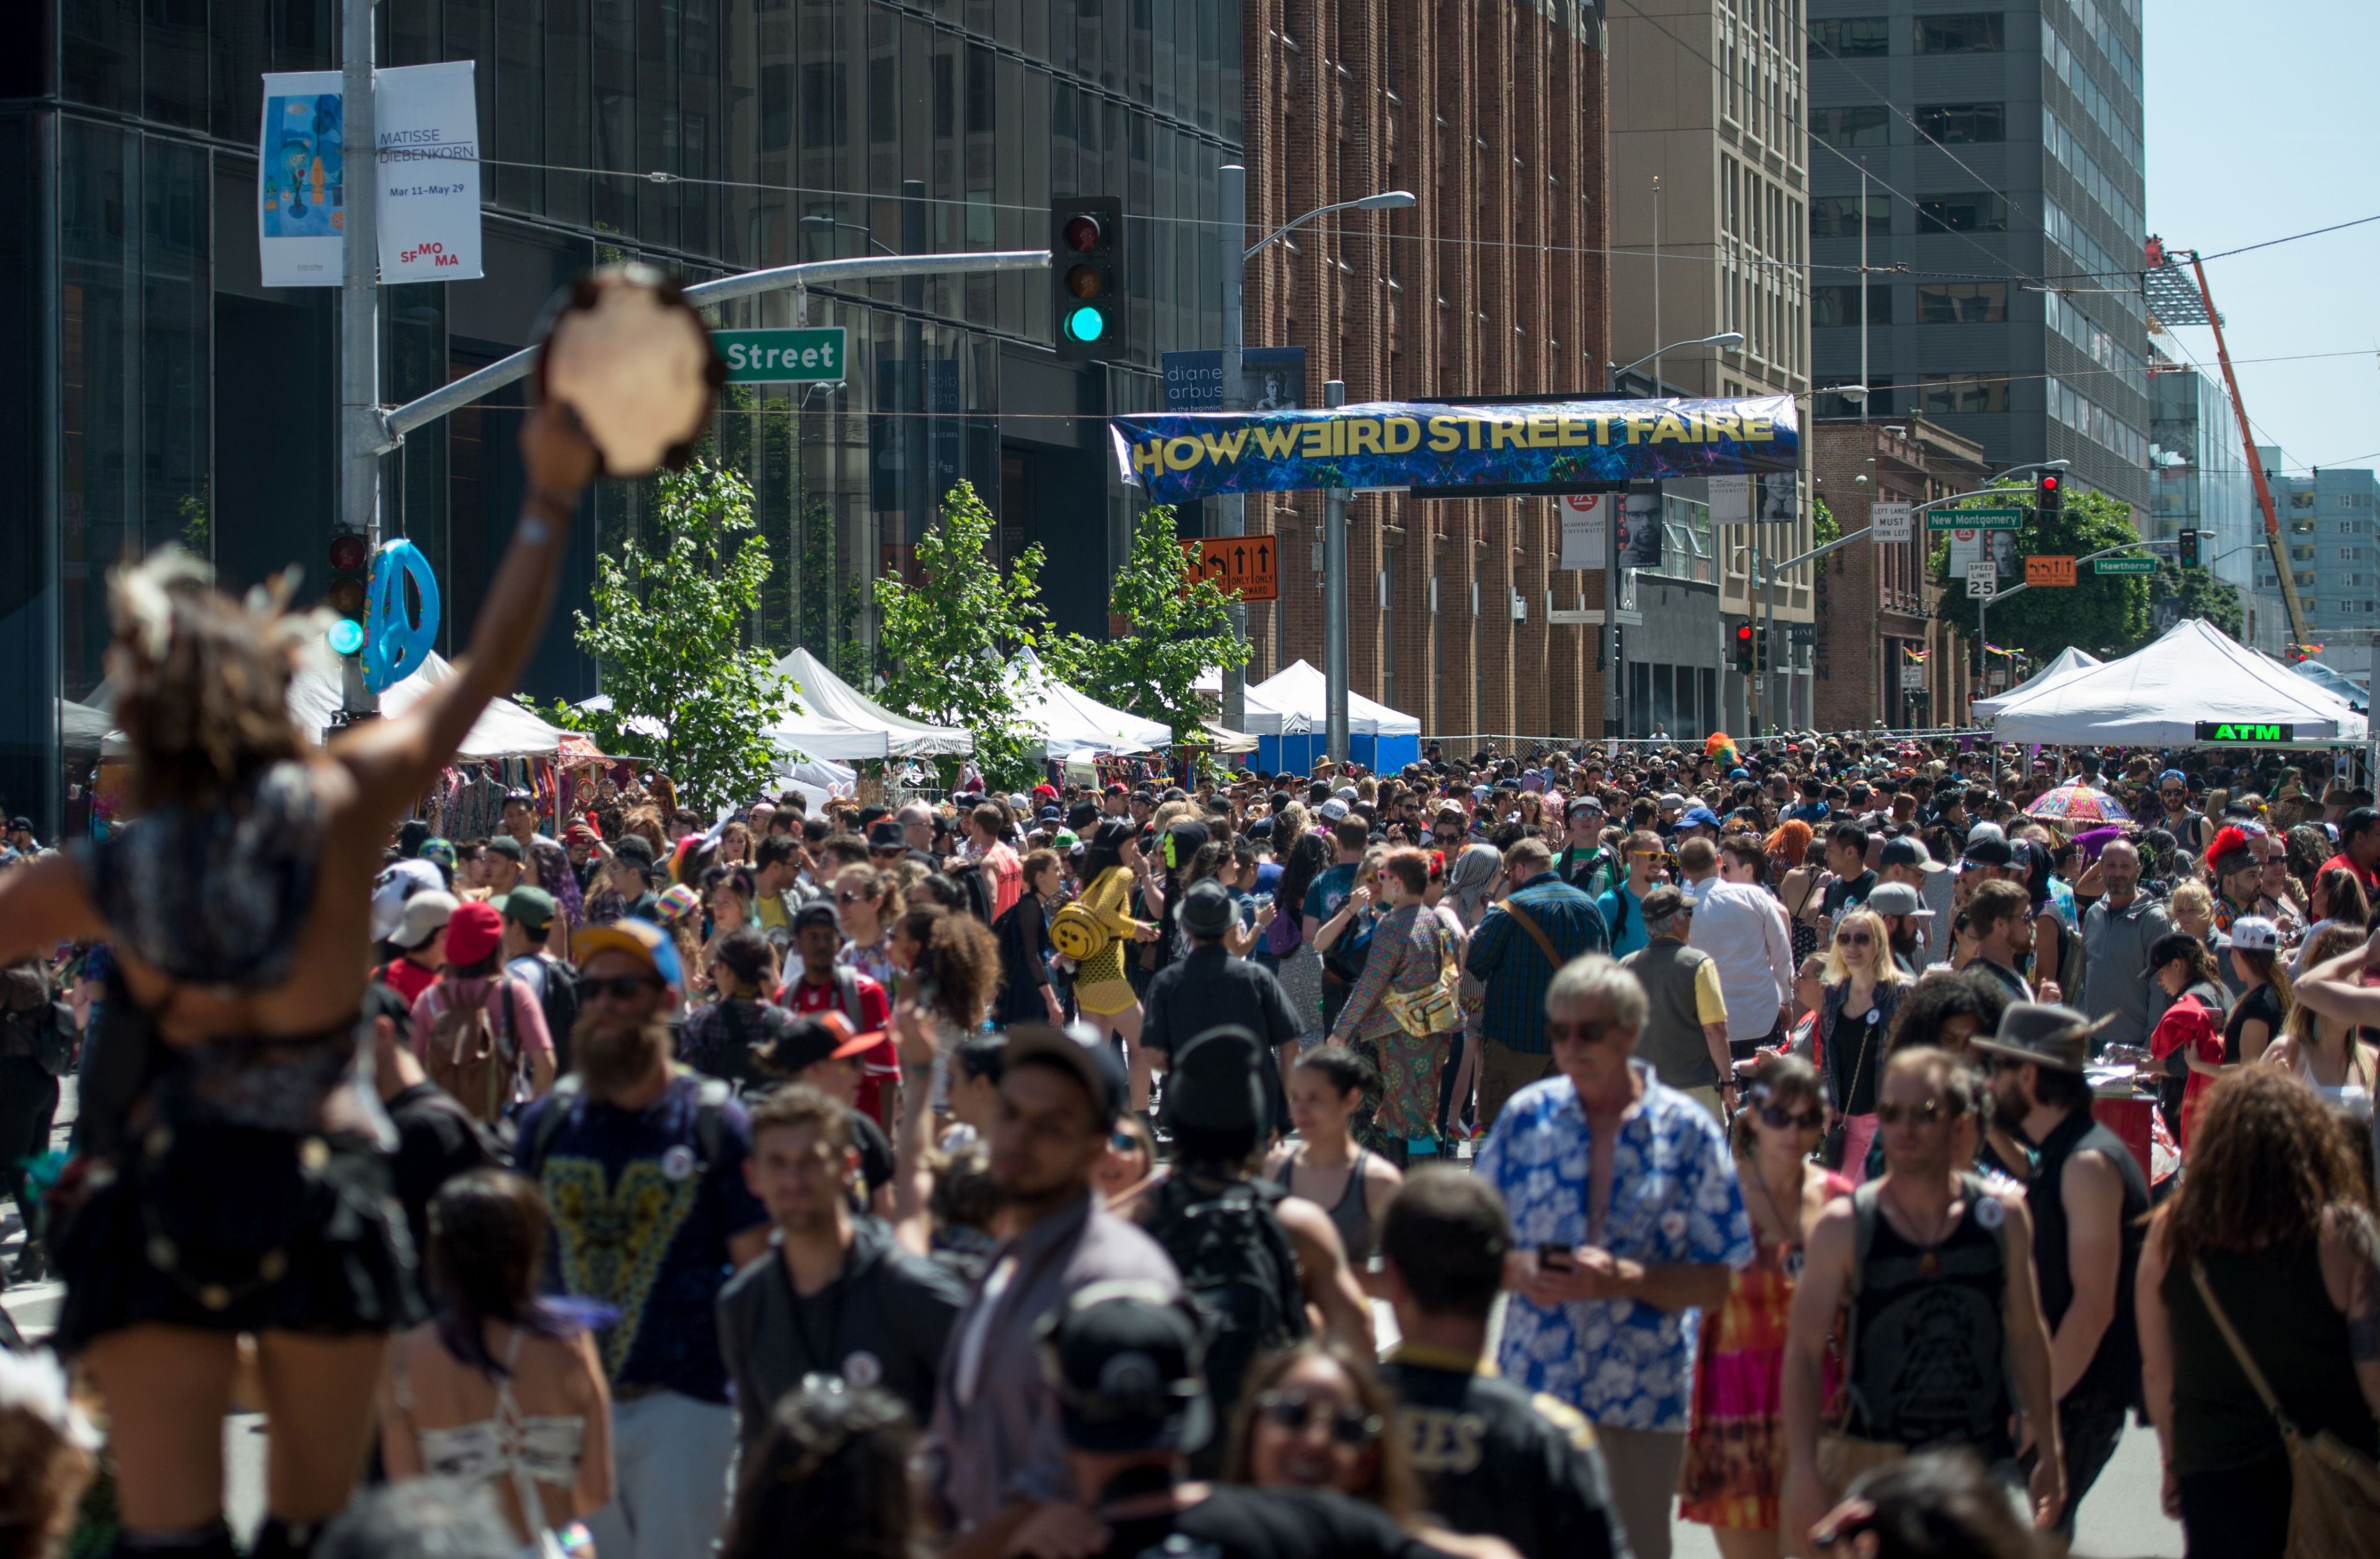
[532,263,726,478]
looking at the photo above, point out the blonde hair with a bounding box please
[2168,879,2215,929]
[1822,907,1905,986]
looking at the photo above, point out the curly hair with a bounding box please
[1887,967,2010,1056]
[2164,1066,2371,1268]
[108,550,311,812]
[720,1381,920,1559]
[909,907,999,1033]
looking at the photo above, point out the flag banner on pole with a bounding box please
[1558,493,1610,570]
[1109,395,1801,506]
[375,61,483,282]
[258,71,346,287]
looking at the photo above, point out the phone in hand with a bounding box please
[1538,1244,1575,1273]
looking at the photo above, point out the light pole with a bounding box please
[1220,171,1414,735]
[1602,331,1748,744]
[1323,379,1351,762]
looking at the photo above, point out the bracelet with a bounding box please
[524,486,578,522]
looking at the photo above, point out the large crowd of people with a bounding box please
[1,406,2377,1559]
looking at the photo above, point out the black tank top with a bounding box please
[2029,1109,2148,1410]
[1844,1177,2014,1457]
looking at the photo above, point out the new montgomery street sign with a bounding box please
[714,327,848,383]
[1926,506,2025,532]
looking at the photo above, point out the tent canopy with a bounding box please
[2288,658,2368,713]
[762,646,972,761]
[1989,619,2370,746]
[1972,646,2101,721]
[1243,661,1422,772]
[1006,646,1173,756]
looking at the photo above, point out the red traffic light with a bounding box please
[329,533,369,573]
[2038,475,2060,494]
[1062,214,1103,252]
[1735,625,1755,644]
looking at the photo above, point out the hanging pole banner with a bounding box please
[1111,395,1801,506]
[375,61,484,283]
[258,71,347,287]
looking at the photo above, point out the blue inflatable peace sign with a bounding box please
[362,539,441,693]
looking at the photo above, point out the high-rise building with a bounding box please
[1606,0,1817,734]
[2148,352,2282,651]
[1241,0,1610,740]
[1806,0,2148,514]
[0,1,1239,833]
[2250,446,2380,649]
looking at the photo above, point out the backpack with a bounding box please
[519,1070,734,1180]
[1144,1173,1310,1464]
[424,979,522,1126]
[946,861,997,926]
[529,955,581,1076]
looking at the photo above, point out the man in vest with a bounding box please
[1980,1003,2148,1540]
[1620,887,1736,1121]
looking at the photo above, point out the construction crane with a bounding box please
[2143,236,2311,650]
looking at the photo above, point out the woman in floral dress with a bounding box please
[1326,848,1465,1165]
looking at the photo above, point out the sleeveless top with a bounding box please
[1843,1177,2014,1456]
[2163,1241,2380,1474]
[399,1328,589,1528]
[71,760,325,988]
[2029,1109,2148,1410]
[1293,1144,1377,1265]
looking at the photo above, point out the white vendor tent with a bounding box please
[1243,660,1422,771]
[1007,646,1173,757]
[105,649,570,760]
[762,646,972,761]
[1972,646,2102,721]
[2288,658,2368,713]
[1988,618,2369,746]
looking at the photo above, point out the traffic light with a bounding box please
[2179,529,2201,568]
[326,532,369,656]
[1734,622,1757,674]
[1050,196,1124,361]
[2034,470,2063,520]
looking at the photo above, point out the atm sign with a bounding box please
[2193,721,2294,744]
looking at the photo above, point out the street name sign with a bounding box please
[1928,506,2024,532]
[2096,555,2156,575]
[715,327,848,383]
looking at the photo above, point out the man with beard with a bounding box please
[500,787,582,951]
[517,919,771,1559]
[922,1025,1181,1559]
[1865,882,1933,978]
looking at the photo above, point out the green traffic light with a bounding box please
[328,618,365,655]
[1064,305,1106,343]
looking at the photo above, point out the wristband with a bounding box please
[525,486,578,524]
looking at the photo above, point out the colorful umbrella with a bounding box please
[2025,784,2131,826]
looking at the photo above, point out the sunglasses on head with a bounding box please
[584,973,661,1002]
[1760,1104,1825,1131]
[1877,1096,1955,1126]
[1254,1390,1382,1447]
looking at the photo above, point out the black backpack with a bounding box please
[1144,1173,1310,1469]
[947,860,997,925]
[530,955,582,1076]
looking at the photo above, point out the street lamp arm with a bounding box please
[1612,332,1747,385]
[1244,200,1364,260]
[1244,190,1414,261]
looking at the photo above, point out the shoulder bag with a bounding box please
[1382,918,1462,1037]
[2190,1259,2380,1559]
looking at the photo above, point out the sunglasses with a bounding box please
[1545,1018,1616,1045]
[1760,1104,1826,1131]
[836,889,874,904]
[1254,1390,1382,1447]
[1111,1130,1144,1154]
[1833,929,1873,947]
[1877,1097,1956,1126]
[584,973,662,1001]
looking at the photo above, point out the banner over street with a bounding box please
[1111,395,1801,506]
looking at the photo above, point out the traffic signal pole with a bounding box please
[338,0,381,718]
[1217,164,1248,733]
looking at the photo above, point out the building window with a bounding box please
[1917,194,2009,234]
[1812,105,1889,149]
[1919,374,2009,414]
[1809,18,1891,58]
[1915,103,2006,144]
[1915,14,2004,53]
[1813,195,1890,237]
[1916,281,2009,323]
[1812,284,1892,327]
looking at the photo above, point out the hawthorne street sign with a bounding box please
[2096,555,2156,575]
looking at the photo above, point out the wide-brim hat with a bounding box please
[1972,1001,2110,1074]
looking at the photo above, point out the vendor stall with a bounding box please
[1242,660,1422,773]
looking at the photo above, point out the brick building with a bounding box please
[1236,0,1611,739]
[1809,418,1983,729]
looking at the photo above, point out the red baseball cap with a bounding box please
[444,900,505,966]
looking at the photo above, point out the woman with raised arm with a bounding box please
[0,404,596,1559]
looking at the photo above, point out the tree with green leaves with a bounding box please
[873,480,1051,791]
[1044,504,1250,741]
[1930,481,2149,662]
[544,457,791,812]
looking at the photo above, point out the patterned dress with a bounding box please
[1328,902,1463,1150]
[1678,1167,1854,1530]
[1070,868,1144,1017]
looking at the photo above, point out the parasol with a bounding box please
[2024,784,2131,827]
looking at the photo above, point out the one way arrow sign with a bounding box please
[1181,536,1280,602]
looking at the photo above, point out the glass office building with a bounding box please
[0,1,1238,832]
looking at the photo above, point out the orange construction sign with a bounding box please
[1181,536,1280,602]
[2024,555,2077,588]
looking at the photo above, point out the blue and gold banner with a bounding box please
[1110,394,1800,505]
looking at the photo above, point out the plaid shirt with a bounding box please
[1464,874,1609,1055]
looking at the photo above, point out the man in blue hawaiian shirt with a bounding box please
[1474,953,1754,1559]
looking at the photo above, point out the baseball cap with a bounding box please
[371,858,446,943]
[1680,806,1722,830]
[1866,881,1933,918]
[1319,798,1351,822]
[444,900,504,966]
[387,890,459,951]
[1005,1022,1129,1130]
[501,788,537,808]
[2228,915,2281,954]
[791,901,839,935]
[498,885,557,934]
[1878,837,1945,873]
[483,833,525,863]
[762,1012,884,1076]
[1039,1281,1212,1454]
[1659,791,1687,810]
[1568,794,1605,818]
[571,917,685,992]
[1960,837,2014,871]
